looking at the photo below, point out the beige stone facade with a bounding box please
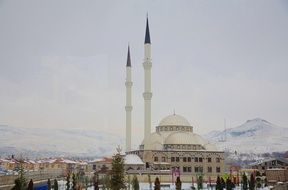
[126,114,224,182]
[266,169,288,183]
[128,149,224,182]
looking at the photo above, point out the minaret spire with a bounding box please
[125,45,133,151]
[126,45,131,67]
[143,16,152,149]
[144,17,151,44]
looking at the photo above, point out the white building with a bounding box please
[124,17,224,182]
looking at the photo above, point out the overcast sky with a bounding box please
[1,0,288,148]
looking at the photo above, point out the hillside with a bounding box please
[204,118,288,154]
[0,125,124,158]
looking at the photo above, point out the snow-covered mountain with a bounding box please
[1,118,287,159]
[0,125,124,158]
[204,118,288,154]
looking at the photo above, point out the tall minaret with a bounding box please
[143,17,152,146]
[125,45,133,152]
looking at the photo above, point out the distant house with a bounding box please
[90,157,113,174]
[250,158,288,174]
[250,158,288,184]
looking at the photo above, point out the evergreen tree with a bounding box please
[216,176,222,190]
[47,178,51,190]
[242,173,248,190]
[264,178,268,187]
[110,151,126,190]
[154,177,160,190]
[85,176,89,190]
[66,174,71,190]
[226,177,235,190]
[12,162,27,190]
[54,179,58,190]
[220,177,225,190]
[93,172,99,190]
[94,180,99,190]
[175,176,182,190]
[131,175,139,190]
[72,173,77,190]
[255,171,262,188]
[197,175,203,190]
[249,173,255,190]
[27,179,33,190]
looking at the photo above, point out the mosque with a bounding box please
[124,18,224,182]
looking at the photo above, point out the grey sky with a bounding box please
[1,0,288,147]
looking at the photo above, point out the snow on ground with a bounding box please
[57,180,271,190]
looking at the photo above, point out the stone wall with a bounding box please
[0,169,63,190]
[266,169,288,183]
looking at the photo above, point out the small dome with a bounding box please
[125,154,144,165]
[164,132,202,145]
[142,132,164,150]
[159,114,191,127]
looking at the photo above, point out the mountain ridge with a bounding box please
[0,125,124,158]
[1,118,287,158]
[204,118,288,154]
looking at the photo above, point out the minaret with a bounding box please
[125,45,133,152]
[143,17,152,147]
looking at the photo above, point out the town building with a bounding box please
[250,158,288,184]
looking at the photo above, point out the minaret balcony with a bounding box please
[143,61,152,69]
[125,106,133,111]
[143,92,152,100]
[125,81,133,87]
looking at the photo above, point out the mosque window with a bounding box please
[183,157,187,162]
[183,166,187,172]
[188,157,191,162]
[171,157,175,162]
[199,158,203,162]
[195,157,198,162]
[199,167,203,173]
[216,167,221,173]
[176,157,180,162]
[208,167,212,173]
[154,157,158,162]
[208,158,212,162]
[216,158,220,163]
[188,167,192,172]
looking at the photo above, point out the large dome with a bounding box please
[159,114,191,127]
[164,132,205,145]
